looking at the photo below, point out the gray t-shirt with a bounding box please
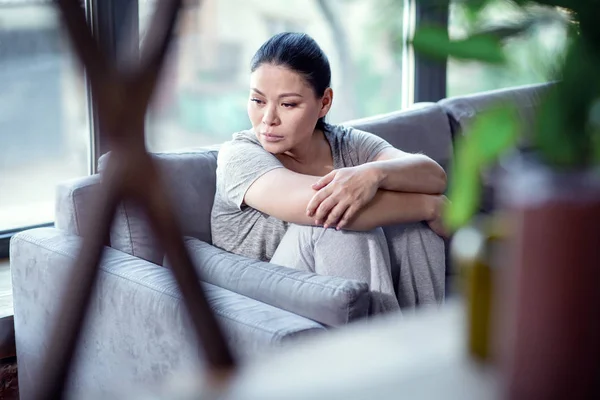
[210,124,392,262]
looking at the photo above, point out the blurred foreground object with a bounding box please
[451,215,505,363]
[497,157,600,399]
[140,302,496,400]
[34,1,235,399]
[451,155,600,398]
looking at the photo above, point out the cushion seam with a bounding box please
[70,187,82,236]
[121,202,135,255]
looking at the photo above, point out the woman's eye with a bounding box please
[250,98,264,105]
[282,103,297,108]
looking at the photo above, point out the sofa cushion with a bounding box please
[163,237,372,327]
[99,149,218,265]
[344,103,454,171]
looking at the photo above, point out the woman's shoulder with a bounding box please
[324,123,372,147]
[222,129,260,149]
[219,129,264,158]
[325,123,371,140]
[328,123,385,142]
[217,129,280,170]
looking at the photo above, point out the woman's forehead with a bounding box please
[250,64,311,93]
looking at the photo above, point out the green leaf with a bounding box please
[535,38,599,168]
[472,105,520,164]
[445,105,520,231]
[445,152,481,231]
[412,26,506,64]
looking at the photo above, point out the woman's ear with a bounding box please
[319,87,334,118]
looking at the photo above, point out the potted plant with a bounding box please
[411,1,600,398]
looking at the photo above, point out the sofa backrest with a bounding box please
[345,102,454,171]
[438,82,554,143]
[100,150,219,264]
[103,103,454,264]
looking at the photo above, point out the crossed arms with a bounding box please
[244,147,448,234]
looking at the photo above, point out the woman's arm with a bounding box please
[244,168,442,231]
[369,147,447,195]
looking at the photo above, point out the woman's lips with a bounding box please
[261,133,284,142]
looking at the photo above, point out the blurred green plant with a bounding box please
[410,0,600,230]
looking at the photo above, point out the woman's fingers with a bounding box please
[323,202,349,229]
[312,170,336,191]
[307,187,332,217]
[336,205,358,230]
[314,195,338,225]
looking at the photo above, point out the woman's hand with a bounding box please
[306,165,381,229]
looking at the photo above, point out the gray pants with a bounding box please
[270,223,445,314]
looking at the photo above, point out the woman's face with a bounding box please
[248,63,332,154]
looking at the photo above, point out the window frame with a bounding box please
[414,0,449,103]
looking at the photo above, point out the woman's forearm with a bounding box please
[344,190,441,231]
[369,156,447,195]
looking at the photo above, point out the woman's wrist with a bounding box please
[362,162,386,189]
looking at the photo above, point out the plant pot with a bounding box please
[496,156,600,399]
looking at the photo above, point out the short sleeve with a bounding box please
[348,127,393,165]
[216,133,284,210]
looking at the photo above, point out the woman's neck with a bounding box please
[278,129,333,175]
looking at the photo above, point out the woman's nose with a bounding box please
[262,106,279,126]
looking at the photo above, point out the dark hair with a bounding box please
[250,32,331,131]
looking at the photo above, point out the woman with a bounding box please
[211,32,447,313]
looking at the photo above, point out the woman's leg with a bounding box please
[382,223,446,309]
[270,224,399,313]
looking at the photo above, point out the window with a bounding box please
[447,0,568,97]
[0,1,90,232]
[139,0,407,152]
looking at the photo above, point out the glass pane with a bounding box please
[0,2,90,232]
[447,0,568,97]
[139,0,405,152]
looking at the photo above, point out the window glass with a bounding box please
[447,0,568,97]
[0,2,90,231]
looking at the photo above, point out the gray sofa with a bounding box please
[10,83,551,398]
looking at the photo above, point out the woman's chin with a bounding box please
[260,139,288,154]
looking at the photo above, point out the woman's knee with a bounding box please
[316,225,386,241]
[285,224,386,244]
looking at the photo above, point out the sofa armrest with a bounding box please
[55,174,102,237]
[167,238,371,327]
[10,228,324,399]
